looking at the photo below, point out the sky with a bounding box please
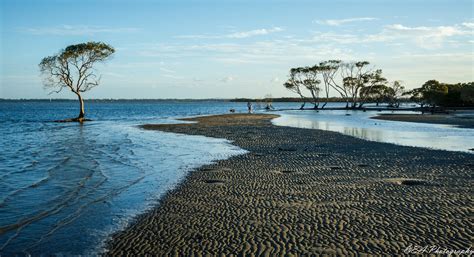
[0,0,473,99]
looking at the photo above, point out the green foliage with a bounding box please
[460,83,474,103]
[405,80,474,107]
[39,42,115,120]
[39,41,115,94]
[62,42,115,60]
[360,80,405,107]
[284,60,392,108]
[284,65,322,108]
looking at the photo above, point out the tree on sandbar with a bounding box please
[39,42,115,122]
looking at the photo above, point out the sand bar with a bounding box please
[106,114,473,255]
[373,113,474,129]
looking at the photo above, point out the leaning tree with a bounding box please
[39,42,115,122]
[284,67,307,109]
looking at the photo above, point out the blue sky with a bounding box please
[1,0,473,99]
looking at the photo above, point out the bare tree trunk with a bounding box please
[300,102,306,110]
[77,93,85,120]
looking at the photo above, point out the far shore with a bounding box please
[372,113,474,129]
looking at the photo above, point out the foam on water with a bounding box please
[0,101,256,255]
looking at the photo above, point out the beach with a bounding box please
[106,114,473,255]
[373,113,474,129]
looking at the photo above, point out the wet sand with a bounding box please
[106,114,473,255]
[373,114,474,129]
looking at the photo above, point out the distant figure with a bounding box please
[229,109,235,113]
[264,102,274,110]
[247,102,252,113]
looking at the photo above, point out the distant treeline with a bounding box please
[1,98,387,103]
[0,98,235,102]
[231,97,411,103]
[405,80,474,107]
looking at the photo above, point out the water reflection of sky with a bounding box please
[272,110,474,153]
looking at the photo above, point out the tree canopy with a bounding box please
[39,42,115,121]
[283,60,394,109]
[404,80,474,107]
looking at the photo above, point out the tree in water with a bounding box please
[356,69,388,108]
[39,42,115,122]
[315,60,349,109]
[317,60,342,109]
[386,80,405,107]
[340,61,382,108]
[284,67,307,109]
[359,84,388,106]
[302,66,321,109]
[284,66,322,109]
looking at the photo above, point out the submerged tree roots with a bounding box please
[54,117,92,123]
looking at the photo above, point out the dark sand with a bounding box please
[106,114,473,255]
[373,114,474,129]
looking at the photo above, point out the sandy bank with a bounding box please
[372,113,474,129]
[106,114,473,255]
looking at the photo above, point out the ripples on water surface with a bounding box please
[0,100,258,255]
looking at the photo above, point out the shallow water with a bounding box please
[272,109,474,153]
[0,100,265,255]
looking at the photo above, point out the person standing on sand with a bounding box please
[247,101,252,113]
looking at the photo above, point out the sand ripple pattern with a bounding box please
[107,114,473,255]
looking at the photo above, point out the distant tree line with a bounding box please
[284,60,473,109]
[404,80,474,107]
[231,97,360,103]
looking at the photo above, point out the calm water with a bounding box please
[272,109,474,153]
[1,101,473,255]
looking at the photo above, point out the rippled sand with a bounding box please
[106,114,473,255]
[373,113,474,129]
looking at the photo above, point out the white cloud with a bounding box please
[227,27,283,38]
[130,21,472,73]
[162,74,184,79]
[220,76,235,82]
[393,52,474,60]
[381,23,472,49]
[461,22,474,29]
[176,27,283,39]
[23,25,140,36]
[134,40,354,65]
[311,22,473,49]
[159,67,176,73]
[102,72,127,78]
[270,77,280,83]
[311,32,362,44]
[315,17,377,26]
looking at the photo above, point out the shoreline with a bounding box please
[106,114,473,255]
[372,113,474,129]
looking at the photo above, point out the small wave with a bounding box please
[0,176,50,208]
